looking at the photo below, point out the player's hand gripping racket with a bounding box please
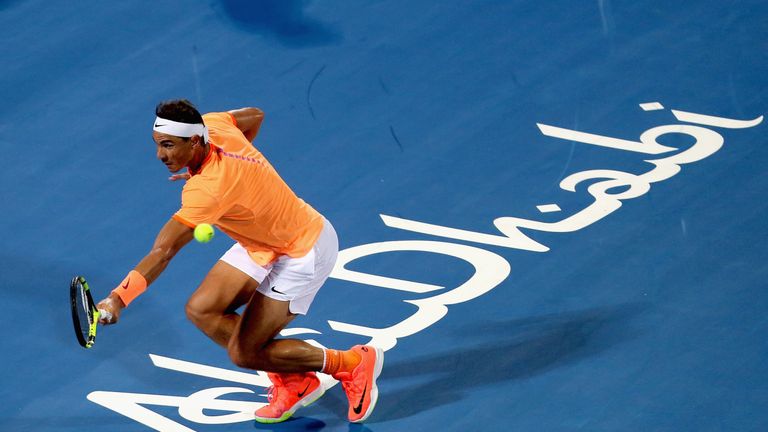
[70,275,112,348]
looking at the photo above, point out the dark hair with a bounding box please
[155,99,204,124]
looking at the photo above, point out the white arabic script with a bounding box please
[89,103,763,431]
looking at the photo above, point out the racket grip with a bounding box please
[98,309,113,322]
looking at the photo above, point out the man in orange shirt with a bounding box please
[96,99,383,424]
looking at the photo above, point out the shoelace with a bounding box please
[265,374,315,408]
[341,375,364,396]
[266,386,278,404]
[265,373,287,405]
[267,378,309,406]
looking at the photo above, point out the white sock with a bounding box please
[321,348,327,372]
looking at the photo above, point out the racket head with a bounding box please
[70,275,100,348]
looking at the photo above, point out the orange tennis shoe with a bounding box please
[254,372,325,424]
[334,345,384,423]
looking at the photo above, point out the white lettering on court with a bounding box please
[328,240,511,351]
[88,104,763,431]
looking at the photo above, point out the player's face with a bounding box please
[153,132,194,173]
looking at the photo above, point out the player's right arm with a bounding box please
[228,107,264,142]
[97,218,194,324]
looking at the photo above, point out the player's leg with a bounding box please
[228,218,384,423]
[227,271,326,423]
[227,221,331,423]
[227,290,323,371]
[185,244,266,348]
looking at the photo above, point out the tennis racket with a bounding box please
[70,275,112,348]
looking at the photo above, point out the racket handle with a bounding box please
[98,309,113,322]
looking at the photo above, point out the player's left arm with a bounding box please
[97,218,194,323]
[228,107,264,142]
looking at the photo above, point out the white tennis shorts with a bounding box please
[219,218,338,315]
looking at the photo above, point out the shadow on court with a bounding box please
[250,414,375,432]
[372,303,647,421]
[217,0,342,47]
[251,417,326,431]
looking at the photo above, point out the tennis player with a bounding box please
[96,99,383,424]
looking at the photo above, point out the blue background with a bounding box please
[0,0,766,431]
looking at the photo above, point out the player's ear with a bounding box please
[191,135,201,147]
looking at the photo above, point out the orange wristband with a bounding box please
[112,270,148,306]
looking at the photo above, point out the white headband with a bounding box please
[153,116,208,141]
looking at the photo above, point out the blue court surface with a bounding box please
[1,1,767,431]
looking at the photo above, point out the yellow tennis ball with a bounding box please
[194,223,215,243]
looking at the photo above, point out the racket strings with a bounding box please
[75,284,91,333]
[71,275,99,348]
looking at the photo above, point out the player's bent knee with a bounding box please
[185,297,215,329]
[184,301,202,325]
